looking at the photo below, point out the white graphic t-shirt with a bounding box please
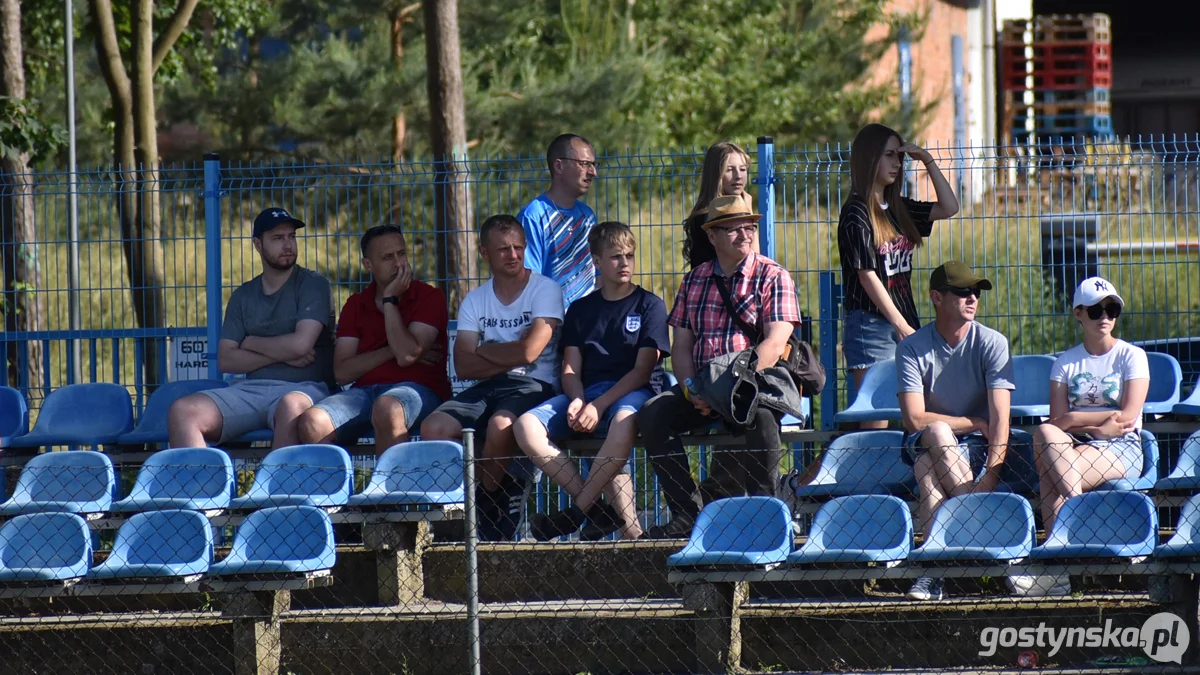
[456,272,565,386]
[1050,340,1150,429]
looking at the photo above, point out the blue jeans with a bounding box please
[312,382,443,444]
[526,381,654,439]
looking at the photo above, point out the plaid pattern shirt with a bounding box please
[667,253,801,365]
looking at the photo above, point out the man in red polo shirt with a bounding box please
[296,225,451,454]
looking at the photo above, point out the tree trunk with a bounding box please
[423,0,476,308]
[390,4,406,163]
[0,0,45,391]
[129,0,166,388]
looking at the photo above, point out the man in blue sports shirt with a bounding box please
[518,133,599,309]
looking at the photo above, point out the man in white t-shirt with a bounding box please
[420,214,564,540]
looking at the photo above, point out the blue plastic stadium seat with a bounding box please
[1155,493,1200,558]
[1094,429,1158,491]
[0,451,115,516]
[1156,431,1200,491]
[1010,355,1055,417]
[833,360,901,424]
[1152,492,1200,554]
[1029,491,1157,560]
[348,441,464,506]
[207,506,335,576]
[234,428,274,444]
[908,493,1034,562]
[0,512,92,582]
[229,444,352,510]
[787,495,912,564]
[88,510,213,580]
[1175,375,1200,416]
[7,383,134,449]
[118,380,228,445]
[111,447,234,513]
[666,497,793,567]
[1144,353,1182,415]
[0,386,29,448]
[794,431,914,498]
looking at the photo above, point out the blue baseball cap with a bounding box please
[252,207,306,238]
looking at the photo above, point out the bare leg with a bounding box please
[850,367,888,430]
[272,392,315,449]
[372,395,411,456]
[604,474,643,539]
[913,421,971,535]
[479,412,520,492]
[167,394,223,448]
[514,413,586,497]
[574,412,637,512]
[1035,423,1128,531]
[296,407,337,444]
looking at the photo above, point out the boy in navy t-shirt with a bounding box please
[514,221,670,540]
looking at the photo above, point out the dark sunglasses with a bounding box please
[939,286,981,299]
[1085,303,1122,320]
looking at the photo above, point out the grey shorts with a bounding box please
[201,379,329,443]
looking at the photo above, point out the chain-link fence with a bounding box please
[2,425,1200,673]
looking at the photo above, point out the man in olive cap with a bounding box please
[897,261,1015,601]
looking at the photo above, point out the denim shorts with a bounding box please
[1069,430,1144,479]
[312,382,443,443]
[526,381,654,440]
[902,429,990,482]
[843,309,901,370]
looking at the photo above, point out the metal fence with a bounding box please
[3,136,1200,673]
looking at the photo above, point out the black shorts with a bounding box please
[432,374,556,432]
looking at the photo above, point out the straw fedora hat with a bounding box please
[702,195,763,230]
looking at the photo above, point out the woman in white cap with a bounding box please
[1013,277,1149,597]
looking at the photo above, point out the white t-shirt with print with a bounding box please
[457,272,565,386]
[1050,340,1150,429]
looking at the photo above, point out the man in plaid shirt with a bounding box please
[642,195,801,539]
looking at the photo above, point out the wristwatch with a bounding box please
[382,296,400,306]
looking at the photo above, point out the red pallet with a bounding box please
[1002,43,1111,85]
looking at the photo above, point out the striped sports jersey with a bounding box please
[518,194,597,308]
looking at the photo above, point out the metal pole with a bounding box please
[755,135,776,260]
[203,154,223,380]
[64,0,82,384]
[982,0,997,149]
[462,428,482,675]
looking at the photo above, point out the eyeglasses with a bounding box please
[1085,303,1122,320]
[561,157,598,170]
[939,286,981,299]
[712,224,758,237]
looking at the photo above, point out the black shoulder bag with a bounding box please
[711,275,827,396]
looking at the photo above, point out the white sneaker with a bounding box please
[1007,574,1071,597]
[906,576,945,600]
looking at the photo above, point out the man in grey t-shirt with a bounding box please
[897,261,1014,601]
[168,208,336,448]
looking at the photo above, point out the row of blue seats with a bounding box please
[668,490,1200,568]
[0,377,809,452]
[793,428,1187,498]
[833,352,1200,424]
[0,381,279,450]
[0,442,465,518]
[0,506,334,583]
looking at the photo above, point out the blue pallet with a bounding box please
[1012,114,1112,134]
